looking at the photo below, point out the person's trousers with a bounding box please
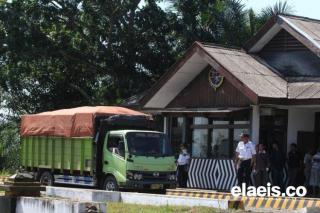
[271,168,284,190]
[237,159,252,186]
[177,165,188,188]
[287,168,298,187]
[255,170,268,186]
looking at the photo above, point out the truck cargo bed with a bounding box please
[21,137,93,175]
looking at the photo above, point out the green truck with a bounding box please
[20,107,176,190]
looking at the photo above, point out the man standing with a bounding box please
[235,133,256,186]
[255,144,269,186]
[287,143,302,187]
[270,143,284,190]
[177,144,190,188]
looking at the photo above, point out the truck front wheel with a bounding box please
[103,176,119,191]
[40,171,54,186]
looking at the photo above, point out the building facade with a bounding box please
[124,14,320,190]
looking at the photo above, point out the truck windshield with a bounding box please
[126,132,173,157]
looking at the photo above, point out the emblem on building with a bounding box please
[208,68,224,90]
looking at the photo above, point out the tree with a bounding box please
[0,120,20,171]
[0,0,288,118]
[261,0,294,18]
[167,0,251,51]
[220,0,250,46]
[247,8,258,37]
[248,0,295,34]
[0,0,177,115]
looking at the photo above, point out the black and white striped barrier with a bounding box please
[187,159,237,190]
[187,159,288,190]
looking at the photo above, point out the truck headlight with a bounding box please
[168,174,176,181]
[127,172,134,180]
[133,173,143,180]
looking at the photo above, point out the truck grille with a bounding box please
[141,171,170,181]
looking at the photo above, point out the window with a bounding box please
[210,119,230,159]
[171,117,185,155]
[107,135,125,158]
[211,129,229,159]
[126,132,172,157]
[192,117,208,158]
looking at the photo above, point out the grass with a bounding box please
[0,170,11,178]
[0,170,11,194]
[107,202,232,213]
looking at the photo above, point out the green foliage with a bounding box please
[247,9,258,37]
[167,0,251,51]
[0,121,20,171]
[247,0,295,33]
[0,0,296,171]
[261,0,294,18]
[0,0,295,117]
[0,0,177,115]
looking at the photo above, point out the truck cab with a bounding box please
[102,130,176,191]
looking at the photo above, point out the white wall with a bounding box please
[287,107,318,150]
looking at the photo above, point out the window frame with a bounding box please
[190,117,251,159]
[106,134,126,159]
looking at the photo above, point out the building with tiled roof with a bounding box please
[124,14,320,190]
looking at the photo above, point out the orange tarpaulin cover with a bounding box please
[20,106,149,137]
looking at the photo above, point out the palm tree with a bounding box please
[166,0,251,47]
[261,0,294,18]
[246,0,294,36]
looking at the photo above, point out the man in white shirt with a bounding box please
[235,133,256,186]
[177,144,190,187]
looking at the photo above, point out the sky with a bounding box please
[158,0,320,20]
[244,0,319,19]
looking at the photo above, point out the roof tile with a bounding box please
[203,45,287,98]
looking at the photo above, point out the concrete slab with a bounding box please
[15,197,106,213]
[297,207,320,213]
[120,192,229,209]
[46,187,121,202]
[45,187,229,209]
[0,196,16,213]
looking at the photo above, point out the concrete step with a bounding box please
[166,188,320,211]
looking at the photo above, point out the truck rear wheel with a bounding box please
[40,171,54,186]
[103,176,119,191]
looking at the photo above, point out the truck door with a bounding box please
[104,134,126,183]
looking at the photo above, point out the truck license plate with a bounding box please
[151,184,162,189]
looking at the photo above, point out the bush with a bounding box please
[0,120,20,172]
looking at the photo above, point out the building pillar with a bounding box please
[181,117,186,145]
[251,105,260,144]
[163,116,169,135]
